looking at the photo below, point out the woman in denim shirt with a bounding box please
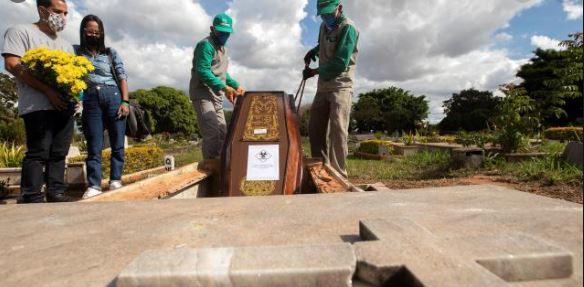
[76,15,129,199]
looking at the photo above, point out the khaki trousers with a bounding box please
[308,89,353,178]
[193,98,227,160]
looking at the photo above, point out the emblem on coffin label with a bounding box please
[243,95,280,141]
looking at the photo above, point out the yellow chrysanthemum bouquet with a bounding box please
[21,48,94,109]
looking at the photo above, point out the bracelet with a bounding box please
[122,100,130,107]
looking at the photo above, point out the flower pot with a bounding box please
[0,167,22,187]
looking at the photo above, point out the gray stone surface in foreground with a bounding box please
[0,185,582,286]
[117,244,355,287]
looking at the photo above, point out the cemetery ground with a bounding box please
[158,136,583,204]
[1,134,581,204]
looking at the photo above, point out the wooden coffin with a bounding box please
[220,92,303,196]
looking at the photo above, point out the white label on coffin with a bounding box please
[254,128,268,135]
[246,145,279,181]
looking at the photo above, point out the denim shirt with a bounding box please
[74,45,128,88]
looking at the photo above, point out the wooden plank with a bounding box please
[82,163,210,202]
[306,159,353,194]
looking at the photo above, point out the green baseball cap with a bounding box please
[213,13,233,33]
[317,0,340,15]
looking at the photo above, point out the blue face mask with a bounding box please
[321,14,337,29]
[215,32,230,46]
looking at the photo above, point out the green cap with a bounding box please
[213,13,233,33]
[317,0,340,15]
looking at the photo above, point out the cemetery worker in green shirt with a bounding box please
[189,13,245,160]
[303,0,359,178]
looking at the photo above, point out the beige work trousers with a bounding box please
[193,98,227,160]
[308,89,353,178]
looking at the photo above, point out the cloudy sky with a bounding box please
[1,0,582,123]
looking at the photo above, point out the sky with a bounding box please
[1,0,582,123]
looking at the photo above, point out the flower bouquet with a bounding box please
[21,47,94,114]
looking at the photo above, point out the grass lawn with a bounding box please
[162,139,582,204]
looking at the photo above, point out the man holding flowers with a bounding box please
[2,0,76,203]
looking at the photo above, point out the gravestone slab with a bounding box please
[355,218,573,286]
[0,185,581,286]
[117,243,356,287]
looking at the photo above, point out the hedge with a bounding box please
[70,146,164,179]
[358,140,394,155]
[543,127,583,142]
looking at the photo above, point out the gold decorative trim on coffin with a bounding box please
[243,95,280,141]
[240,180,276,196]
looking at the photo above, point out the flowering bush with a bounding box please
[543,127,583,142]
[21,48,94,103]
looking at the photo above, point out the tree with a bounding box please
[517,33,583,127]
[438,88,500,132]
[494,85,540,153]
[353,87,429,134]
[131,86,198,138]
[0,73,18,123]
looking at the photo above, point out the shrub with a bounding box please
[131,86,198,137]
[455,131,496,148]
[543,127,583,142]
[358,140,394,155]
[0,142,25,168]
[494,86,540,153]
[70,146,164,179]
[0,119,26,145]
[401,132,416,145]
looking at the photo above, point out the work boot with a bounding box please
[46,193,72,203]
[17,194,45,204]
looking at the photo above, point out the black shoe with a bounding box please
[46,193,72,203]
[17,194,45,204]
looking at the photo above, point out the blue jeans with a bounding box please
[82,85,126,190]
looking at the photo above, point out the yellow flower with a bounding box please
[22,48,95,102]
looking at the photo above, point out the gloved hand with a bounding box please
[223,86,237,104]
[303,67,318,80]
[304,49,317,66]
[236,86,246,97]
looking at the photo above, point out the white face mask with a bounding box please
[42,7,66,33]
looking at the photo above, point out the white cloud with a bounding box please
[563,0,583,20]
[530,35,565,50]
[340,0,541,123]
[495,32,513,42]
[0,0,550,123]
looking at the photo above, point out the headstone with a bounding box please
[220,92,303,196]
[562,142,583,168]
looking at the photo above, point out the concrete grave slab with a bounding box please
[0,185,581,286]
[355,218,573,286]
[117,244,355,287]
